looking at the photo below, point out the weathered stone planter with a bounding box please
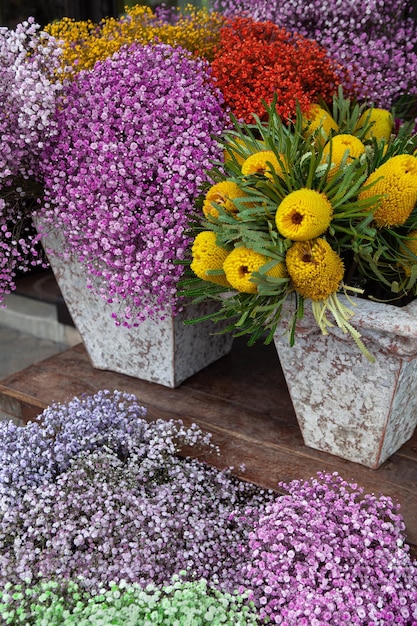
[274,296,417,468]
[34,219,233,387]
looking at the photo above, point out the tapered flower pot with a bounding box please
[34,219,233,388]
[274,296,417,468]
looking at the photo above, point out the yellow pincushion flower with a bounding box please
[356,108,393,142]
[286,238,344,301]
[275,189,333,241]
[191,231,231,287]
[400,229,417,276]
[321,134,366,179]
[265,263,288,280]
[359,154,417,227]
[241,151,285,180]
[223,248,286,293]
[224,138,266,165]
[303,104,339,143]
[203,181,247,219]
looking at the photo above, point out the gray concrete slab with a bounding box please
[0,325,68,379]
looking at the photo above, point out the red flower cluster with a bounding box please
[211,17,345,123]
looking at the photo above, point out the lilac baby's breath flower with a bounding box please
[0,392,416,622]
[0,389,211,508]
[40,42,228,326]
[0,449,269,593]
[0,391,417,626]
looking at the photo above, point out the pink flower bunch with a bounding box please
[244,472,417,624]
[40,42,227,326]
[0,18,62,302]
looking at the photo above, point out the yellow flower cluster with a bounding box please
[360,154,417,227]
[241,150,285,180]
[45,17,101,75]
[356,108,393,142]
[321,134,366,179]
[196,177,342,299]
[223,248,286,293]
[191,231,287,294]
[303,104,339,144]
[191,231,230,287]
[224,137,266,165]
[286,238,344,301]
[304,103,394,146]
[275,189,333,240]
[202,181,247,219]
[45,4,224,75]
[274,189,342,300]
[187,91,417,359]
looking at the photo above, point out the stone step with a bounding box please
[0,270,80,347]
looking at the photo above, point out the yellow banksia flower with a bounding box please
[241,150,285,180]
[223,248,286,293]
[191,231,230,287]
[321,134,366,179]
[275,189,333,241]
[303,104,339,143]
[359,154,417,226]
[400,229,417,276]
[356,108,393,142]
[265,263,288,280]
[203,181,247,219]
[286,238,344,301]
[224,137,266,165]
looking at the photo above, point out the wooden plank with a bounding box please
[0,338,416,548]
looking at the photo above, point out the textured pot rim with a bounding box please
[335,294,417,338]
[277,294,417,359]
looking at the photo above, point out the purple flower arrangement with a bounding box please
[210,0,417,112]
[0,19,63,303]
[0,390,416,624]
[39,42,228,326]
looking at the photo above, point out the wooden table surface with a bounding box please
[1,337,416,554]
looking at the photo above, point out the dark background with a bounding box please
[0,0,197,26]
[1,0,415,28]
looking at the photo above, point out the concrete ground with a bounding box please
[0,324,69,379]
[0,286,81,380]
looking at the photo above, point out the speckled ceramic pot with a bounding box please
[274,296,417,469]
[34,219,233,388]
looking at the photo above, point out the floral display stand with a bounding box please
[34,219,233,388]
[274,296,417,469]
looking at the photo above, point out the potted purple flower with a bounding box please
[34,39,233,386]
